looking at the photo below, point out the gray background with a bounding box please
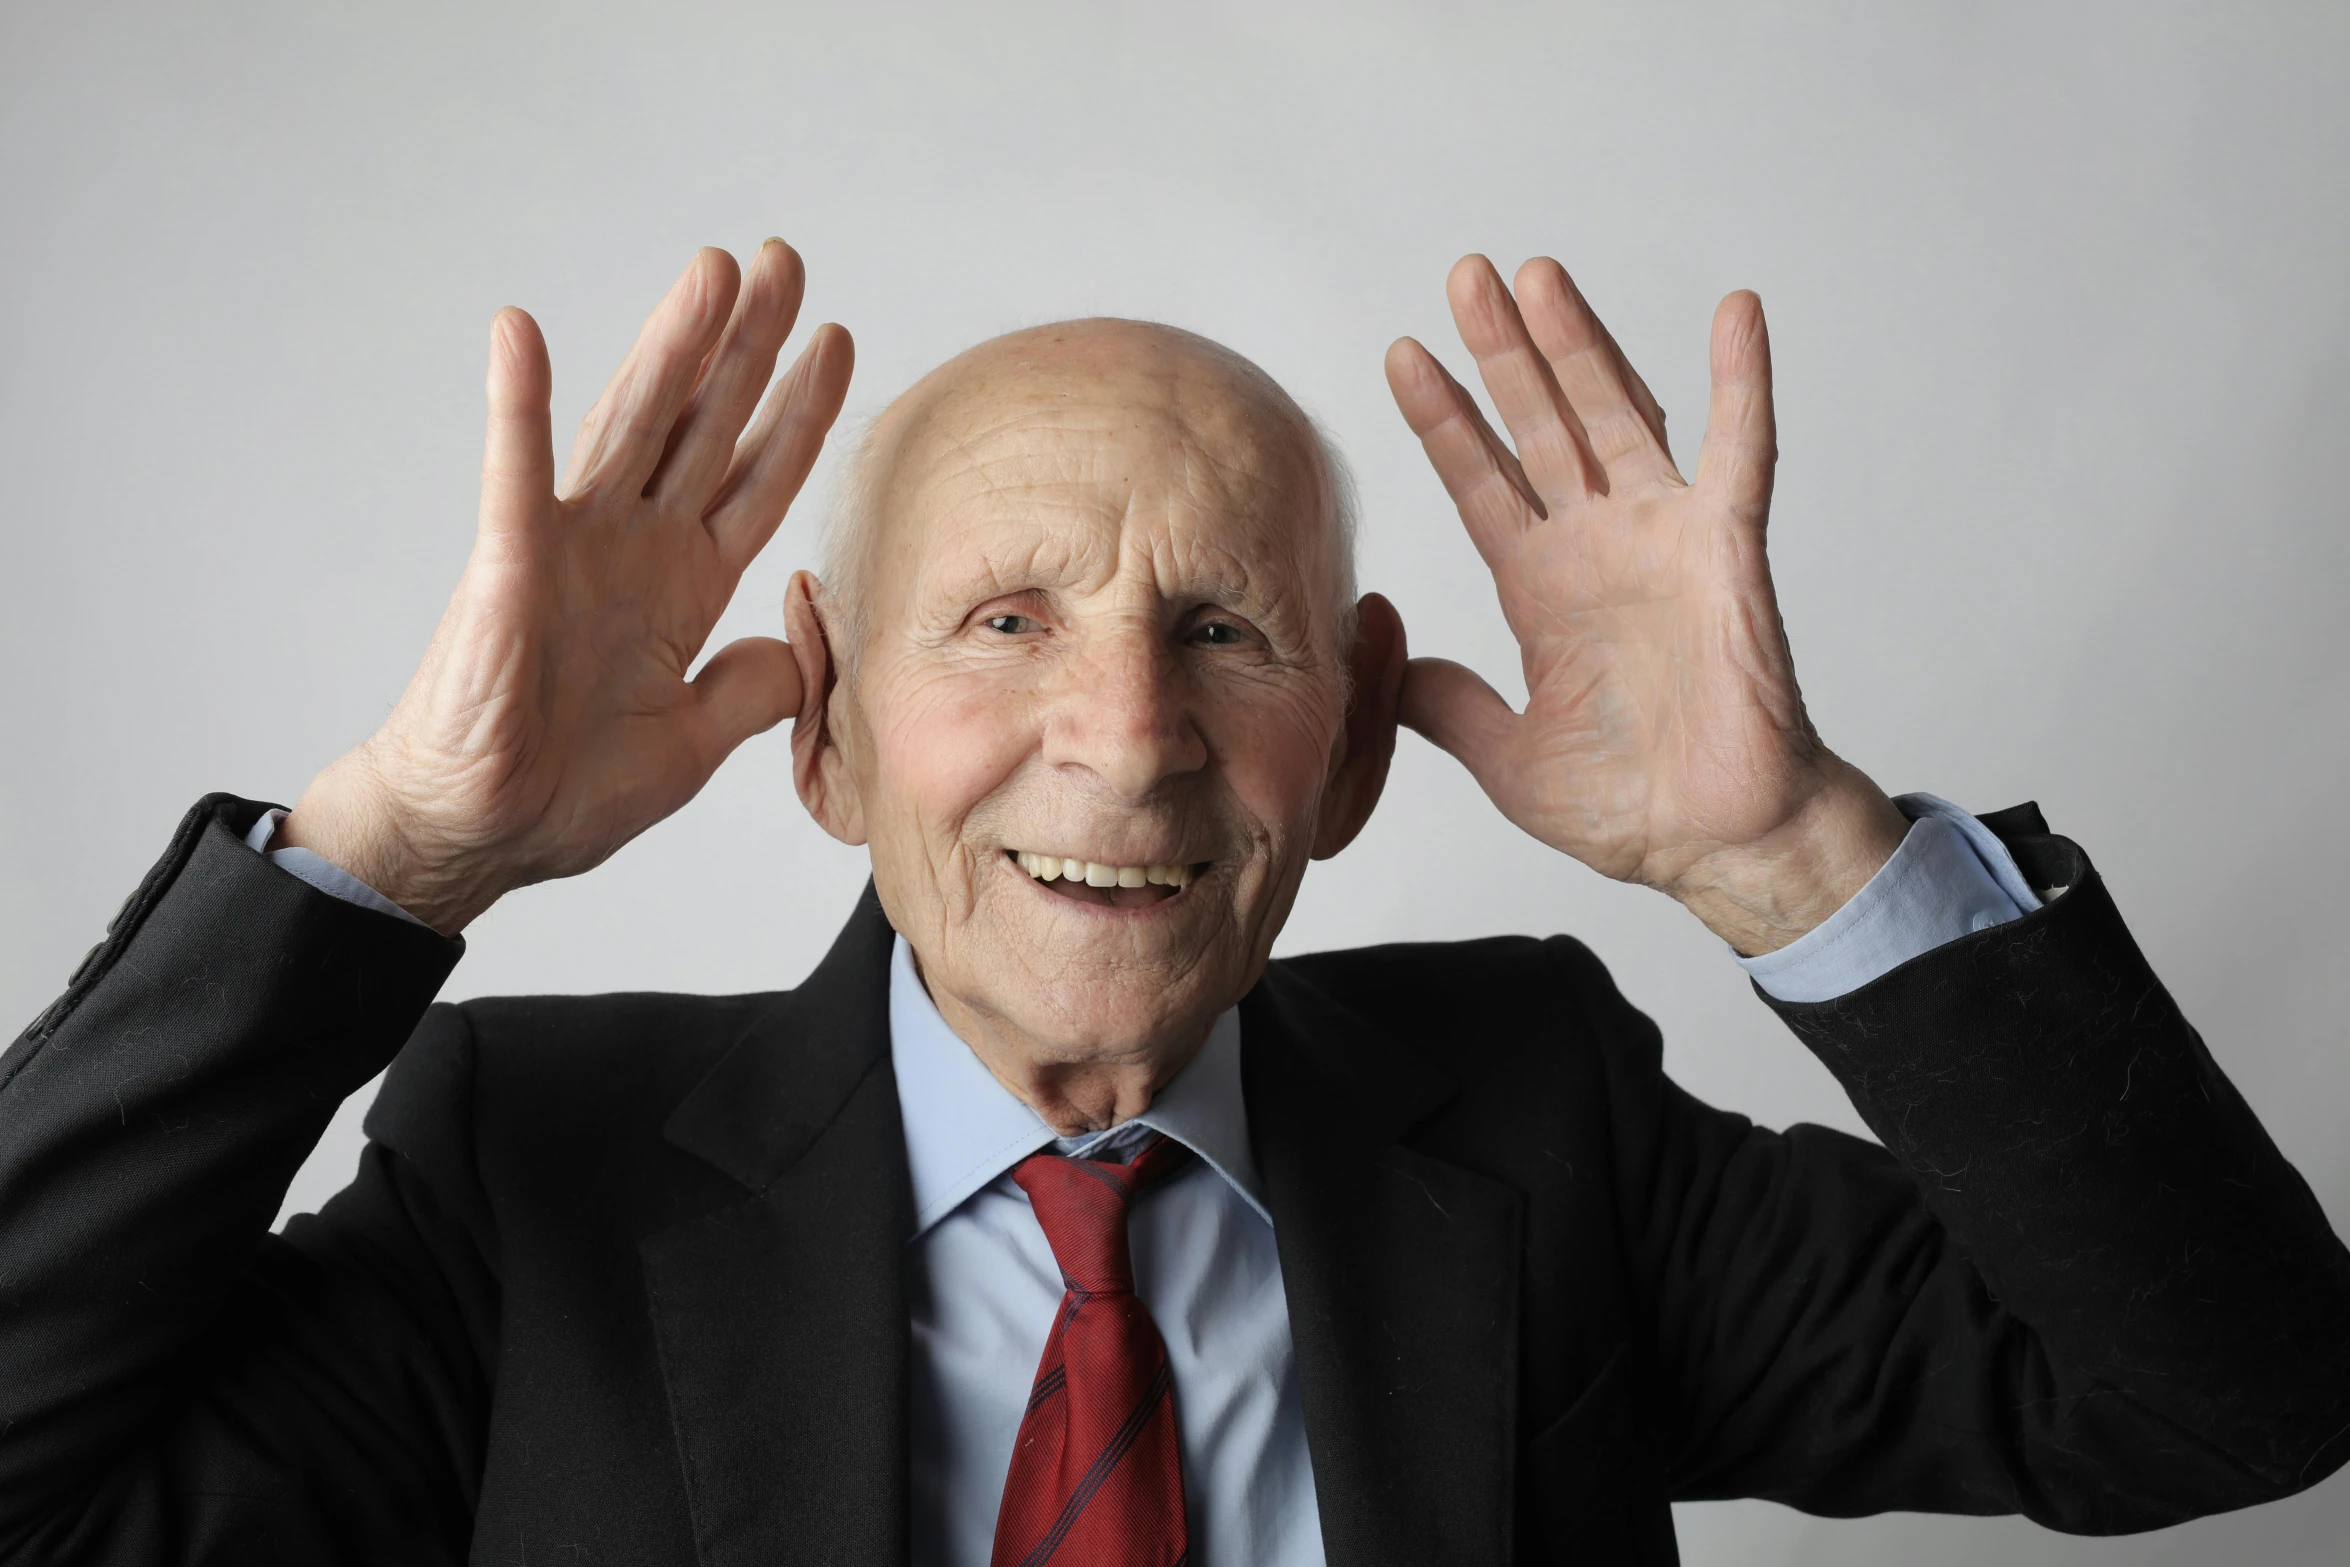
[4,2,2345,1561]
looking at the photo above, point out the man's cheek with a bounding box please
[876,678,1035,825]
[1211,705,1335,838]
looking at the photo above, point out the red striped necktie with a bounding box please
[989,1132,1195,1567]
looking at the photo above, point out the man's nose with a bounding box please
[1044,627,1209,800]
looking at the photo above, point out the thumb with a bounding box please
[478,307,555,544]
[1398,656,1523,801]
[690,635,805,760]
[1694,290,1776,520]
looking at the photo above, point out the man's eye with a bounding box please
[1189,621,1246,646]
[984,614,1040,635]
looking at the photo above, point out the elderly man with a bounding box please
[2,239,2345,1567]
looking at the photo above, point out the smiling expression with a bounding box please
[810,320,1364,1084]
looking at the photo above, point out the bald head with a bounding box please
[819,318,1356,664]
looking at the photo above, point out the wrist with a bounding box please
[1663,762,1910,957]
[278,748,510,935]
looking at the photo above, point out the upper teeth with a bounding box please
[1015,851,1192,888]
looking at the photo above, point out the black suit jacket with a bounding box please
[2,794,2346,1566]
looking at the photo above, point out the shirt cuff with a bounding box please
[243,808,430,929]
[1736,792,2042,1004]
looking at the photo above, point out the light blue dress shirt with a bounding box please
[890,937,1319,1566]
[243,790,2046,1565]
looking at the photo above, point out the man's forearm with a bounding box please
[1765,813,2350,1492]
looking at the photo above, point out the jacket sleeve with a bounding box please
[0,795,492,1564]
[1591,805,2350,1531]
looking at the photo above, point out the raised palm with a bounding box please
[1387,257,1894,923]
[284,242,851,931]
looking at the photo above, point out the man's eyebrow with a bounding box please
[912,530,1096,610]
[910,542,1295,631]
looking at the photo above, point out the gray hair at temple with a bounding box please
[813,322,1362,675]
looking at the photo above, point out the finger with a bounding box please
[705,321,856,574]
[1384,335,1545,565]
[1445,254,1603,503]
[478,307,555,544]
[687,634,805,764]
[561,248,739,500]
[646,238,807,508]
[1597,319,1673,464]
[1513,257,1679,486]
[1397,656,1524,803]
[1693,290,1777,521]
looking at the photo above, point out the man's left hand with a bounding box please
[1385,256,1908,955]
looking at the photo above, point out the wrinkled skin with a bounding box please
[790,322,1403,1130]
[280,242,1902,1136]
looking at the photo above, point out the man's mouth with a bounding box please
[1006,849,1200,909]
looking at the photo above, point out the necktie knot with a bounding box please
[1011,1133,1193,1296]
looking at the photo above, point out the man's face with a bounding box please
[824,323,1352,1070]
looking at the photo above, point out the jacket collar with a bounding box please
[661,882,899,1192]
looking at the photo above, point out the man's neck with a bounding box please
[915,960,1216,1136]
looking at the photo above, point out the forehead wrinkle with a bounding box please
[1146,431,1332,646]
[863,321,1338,636]
[1135,527,1264,621]
[881,417,1131,628]
[918,405,1139,491]
[908,514,1105,624]
[897,405,1190,539]
[1154,387,1334,633]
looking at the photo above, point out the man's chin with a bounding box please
[908,868,1274,1064]
[969,933,1245,1064]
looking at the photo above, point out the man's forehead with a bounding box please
[873,320,1322,517]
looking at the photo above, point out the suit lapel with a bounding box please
[641,887,912,1567]
[1244,961,1525,1567]
[637,893,1527,1566]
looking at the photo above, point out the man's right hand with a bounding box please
[278,241,854,934]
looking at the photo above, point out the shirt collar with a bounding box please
[886,935,1269,1237]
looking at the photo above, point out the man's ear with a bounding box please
[1312,591,1407,860]
[783,570,868,846]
